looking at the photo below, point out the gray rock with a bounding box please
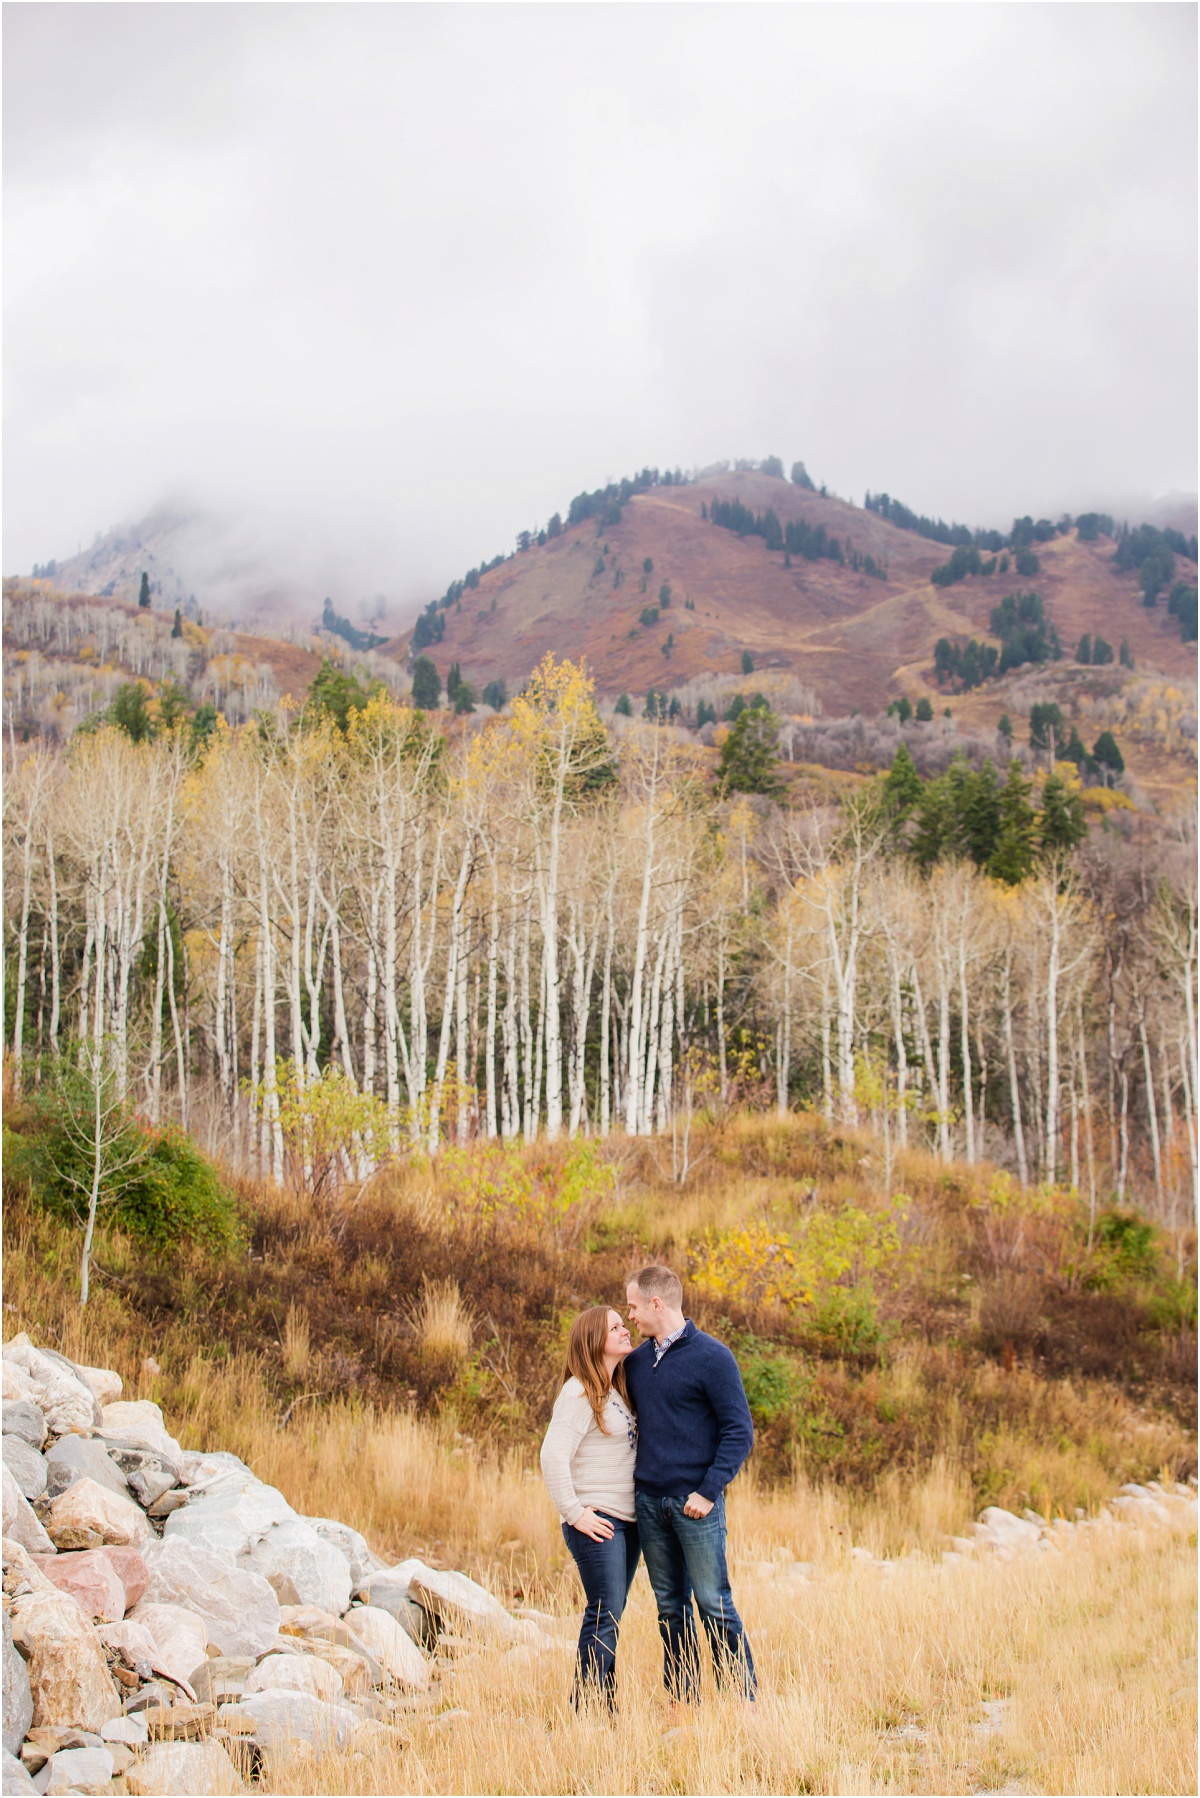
[42,1439,131,1505]
[98,1444,177,1510]
[2,1750,36,1796]
[301,1518,384,1589]
[1,1407,46,1453]
[354,1573,431,1646]
[216,1687,358,1752]
[2,1441,46,1505]
[3,1611,33,1758]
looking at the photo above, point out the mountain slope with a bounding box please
[385,472,1197,713]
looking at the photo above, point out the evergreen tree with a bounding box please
[305,659,371,735]
[410,657,441,710]
[1092,730,1124,782]
[741,649,755,675]
[1038,773,1086,857]
[614,693,633,717]
[138,572,151,609]
[1076,633,1091,664]
[108,682,154,743]
[1119,638,1133,668]
[446,662,463,705]
[1091,636,1113,665]
[453,680,477,715]
[987,761,1037,884]
[482,678,507,710]
[171,608,183,639]
[644,690,668,722]
[882,741,923,819]
[956,758,1001,868]
[716,704,783,797]
[547,513,562,538]
[909,774,954,871]
[1029,701,1065,754]
[643,557,654,574]
[915,696,933,722]
[997,713,1013,744]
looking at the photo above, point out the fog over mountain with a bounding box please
[4,4,1195,624]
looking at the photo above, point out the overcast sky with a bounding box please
[5,2,1196,616]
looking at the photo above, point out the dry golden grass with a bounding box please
[257,1500,1196,1797]
[408,1276,474,1363]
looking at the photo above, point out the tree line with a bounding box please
[4,656,1194,1238]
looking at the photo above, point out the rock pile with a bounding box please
[2,1336,550,1796]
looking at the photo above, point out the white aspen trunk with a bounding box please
[485,871,500,1139]
[958,926,975,1165]
[542,790,565,1141]
[1043,894,1062,1184]
[1002,950,1028,1186]
[599,894,614,1138]
[250,928,263,1175]
[147,895,166,1123]
[520,897,535,1140]
[46,826,61,1050]
[888,956,908,1148]
[330,911,356,1083]
[429,839,472,1151]
[11,805,35,1082]
[625,803,657,1134]
[363,888,380,1097]
[1139,1012,1164,1211]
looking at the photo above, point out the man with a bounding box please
[624,1264,756,1706]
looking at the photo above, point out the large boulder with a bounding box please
[343,1606,430,1689]
[43,1439,131,1506]
[29,1553,125,1624]
[66,1368,121,1410]
[1,1347,93,1439]
[216,1688,358,1753]
[2,1441,46,1504]
[125,1741,245,1796]
[3,1611,33,1757]
[139,1539,279,1659]
[2,1406,47,1452]
[2,1467,54,1557]
[162,1474,293,1563]
[237,1517,352,1616]
[301,1518,383,1589]
[46,1479,148,1551]
[7,1593,121,1731]
[381,1557,517,1635]
[244,1653,343,1702]
[97,1404,182,1469]
[124,1604,207,1690]
[276,1610,384,1685]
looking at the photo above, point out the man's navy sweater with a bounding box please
[624,1320,754,1503]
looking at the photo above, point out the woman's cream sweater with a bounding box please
[539,1376,637,1525]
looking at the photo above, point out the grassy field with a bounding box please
[3,1108,1195,1793]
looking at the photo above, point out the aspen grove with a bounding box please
[3,655,1196,1234]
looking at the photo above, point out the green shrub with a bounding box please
[10,1074,239,1252]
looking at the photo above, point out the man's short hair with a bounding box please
[630,1264,683,1309]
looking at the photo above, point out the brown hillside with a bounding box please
[384,473,1197,713]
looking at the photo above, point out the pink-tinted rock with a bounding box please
[30,1552,125,1623]
[96,1546,148,1610]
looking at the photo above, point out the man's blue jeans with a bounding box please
[561,1513,641,1707]
[634,1490,757,1701]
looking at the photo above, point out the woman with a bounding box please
[540,1306,639,1708]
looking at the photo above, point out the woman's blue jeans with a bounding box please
[634,1490,756,1701]
[561,1513,641,1707]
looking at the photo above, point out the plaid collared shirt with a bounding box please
[652,1323,687,1365]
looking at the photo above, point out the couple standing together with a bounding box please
[539,1264,756,1711]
